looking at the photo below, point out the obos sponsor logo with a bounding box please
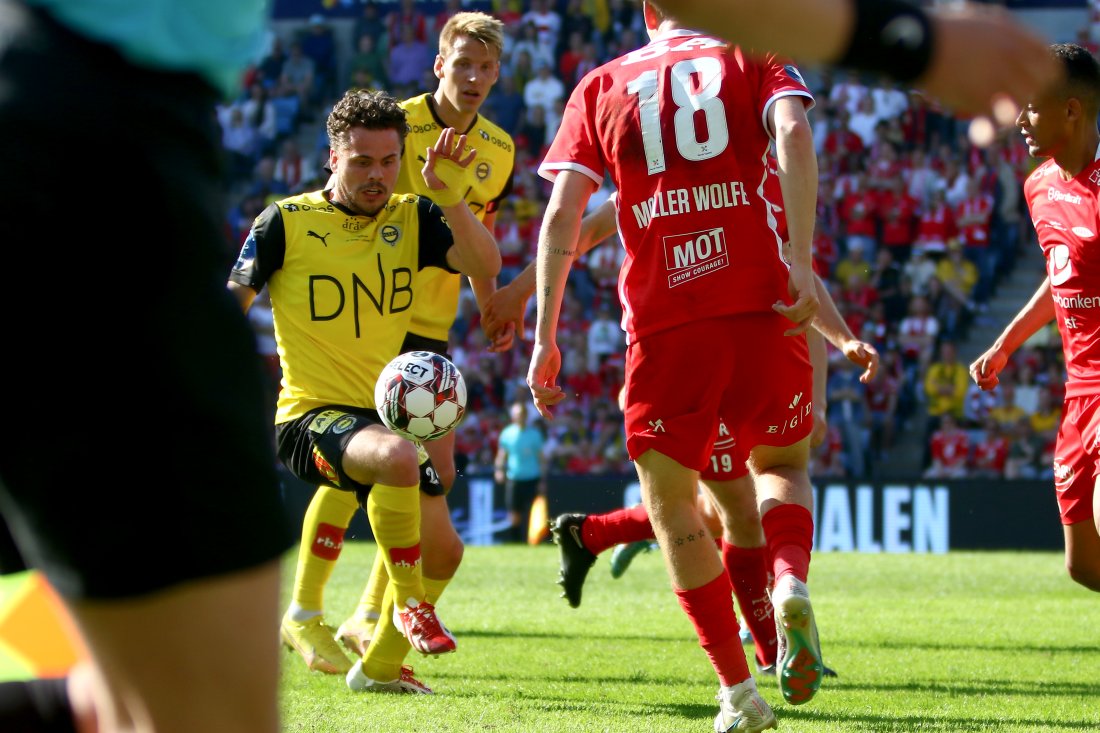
[283,202,334,214]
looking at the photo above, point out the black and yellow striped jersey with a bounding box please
[398,93,515,341]
[230,189,459,422]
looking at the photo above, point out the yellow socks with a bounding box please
[291,486,358,611]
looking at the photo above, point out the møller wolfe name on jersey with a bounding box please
[631,180,750,289]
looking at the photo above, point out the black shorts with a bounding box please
[276,406,445,500]
[0,2,294,600]
[505,478,541,515]
[401,333,452,362]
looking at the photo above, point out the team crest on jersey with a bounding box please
[476,161,490,181]
[380,225,401,246]
[1090,169,1100,186]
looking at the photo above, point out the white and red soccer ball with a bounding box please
[374,351,467,441]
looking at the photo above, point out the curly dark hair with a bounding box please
[326,89,408,152]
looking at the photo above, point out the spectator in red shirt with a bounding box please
[822,107,864,171]
[914,187,958,257]
[971,415,1010,478]
[839,172,879,260]
[557,29,585,85]
[810,423,847,479]
[924,413,971,479]
[877,175,919,263]
[864,362,899,461]
[954,177,996,306]
[866,140,903,193]
[812,221,839,280]
[838,270,878,322]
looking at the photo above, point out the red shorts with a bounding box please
[1052,393,1100,525]
[701,416,750,482]
[623,314,812,472]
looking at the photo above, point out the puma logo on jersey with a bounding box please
[307,230,331,247]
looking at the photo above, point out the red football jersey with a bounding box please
[538,30,813,343]
[1024,153,1100,397]
[930,430,970,468]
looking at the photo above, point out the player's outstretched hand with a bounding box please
[482,280,528,350]
[969,345,1007,391]
[527,342,565,420]
[842,338,879,383]
[485,320,516,354]
[422,127,477,206]
[774,261,818,336]
[918,4,1060,122]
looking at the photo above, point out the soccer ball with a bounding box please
[374,351,467,441]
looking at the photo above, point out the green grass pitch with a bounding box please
[279,543,1100,732]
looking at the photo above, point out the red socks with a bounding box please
[674,573,750,687]
[721,541,777,667]
[761,503,813,584]
[581,504,653,556]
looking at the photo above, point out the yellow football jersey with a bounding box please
[230,189,458,422]
[397,93,515,341]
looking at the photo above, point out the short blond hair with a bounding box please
[439,11,504,59]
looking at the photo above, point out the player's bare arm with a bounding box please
[652,0,1058,120]
[227,280,257,312]
[970,277,1056,391]
[528,171,595,418]
[808,329,829,448]
[769,95,818,334]
[472,204,518,354]
[810,273,879,383]
[484,195,618,346]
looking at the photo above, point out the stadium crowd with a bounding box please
[218,0,1077,482]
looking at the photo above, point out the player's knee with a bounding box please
[423,533,463,577]
[378,439,422,487]
[442,536,463,574]
[437,463,457,492]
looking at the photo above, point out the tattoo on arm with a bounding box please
[546,247,576,257]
